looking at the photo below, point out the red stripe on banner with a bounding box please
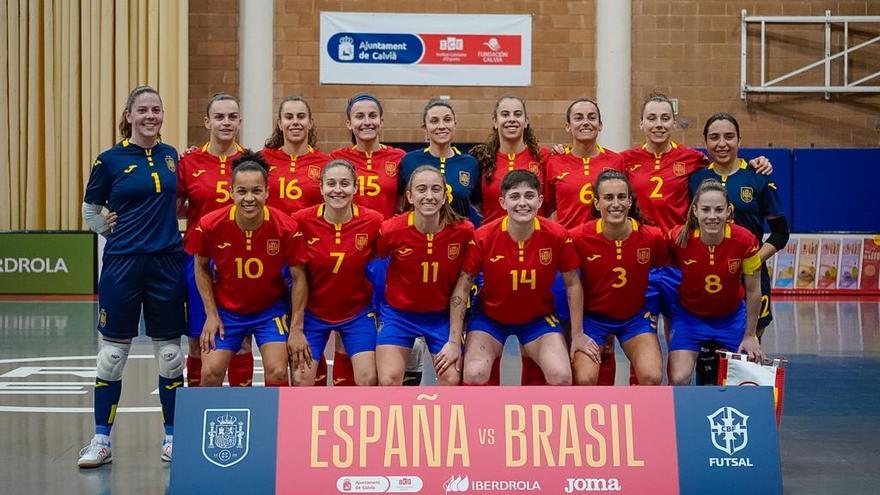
[418,34,522,65]
[275,387,679,494]
[774,367,786,425]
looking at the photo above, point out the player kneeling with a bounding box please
[453,170,601,385]
[569,170,667,385]
[188,151,305,387]
[667,179,763,385]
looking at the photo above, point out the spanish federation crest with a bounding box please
[673,161,686,176]
[728,258,742,274]
[385,161,398,177]
[637,248,651,264]
[528,161,541,175]
[448,243,461,260]
[165,155,176,172]
[708,406,749,455]
[308,165,321,180]
[539,248,552,265]
[459,170,471,187]
[267,239,280,256]
[355,233,369,250]
[203,409,250,467]
[740,186,754,203]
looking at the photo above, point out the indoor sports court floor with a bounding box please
[0,297,878,494]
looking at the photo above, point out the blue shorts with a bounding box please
[214,301,289,352]
[366,257,389,310]
[185,254,207,339]
[646,266,682,317]
[377,303,449,355]
[304,306,378,358]
[468,307,561,346]
[583,309,656,344]
[97,252,185,340]
[551,272,571,322]
[668,301,746,352]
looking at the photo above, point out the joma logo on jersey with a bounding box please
[556,172,571,180]
[448,243,461,260]
[683,259,697,265]
[192,170,206,177]
[124,164,137,173]
[673,161,687,176]
[397,248,414,257]
[539,248,552,265]
[586,254,601,261]
[355,233,369,250]
[217,243,232,249]
[637,248,651,264]
[267,239,280,256]
[307,237,320,245]
[740,187,754,203]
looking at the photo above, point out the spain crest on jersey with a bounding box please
[539,248,552,265]
[99,309,107,328]
[637,248,651,264]
[528,161,541,175]
[740,186,754,203]
[448,243,461,260]
[728,258,742,274]
[355,233,369,250]
[385,161,398,177]
[673,161,686,176]
[308,165,321,180]
[459,171,471,187]
[165,155,176,172]
[266,239,280,256]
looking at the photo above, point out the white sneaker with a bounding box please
[78,438,112,468]
[161,438,173,462]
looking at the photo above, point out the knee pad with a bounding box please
[153,338,185,378]
[96,340,131,381]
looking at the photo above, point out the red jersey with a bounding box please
[480,147,550,224]
[620,141,708,231]
[463,216,578,324]
[262,146,329,215]
[177,143,245,238]
[668,223,761,318]
[545,146,625,229]
[293,204,383,323]
[185,205,302,314]
[569,219,668,320]
[329,145,405,219]
[378,212,474,313]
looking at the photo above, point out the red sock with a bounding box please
[314,356,328,386]
[186,356,201,387]
[227,352,254,387]
[521,356,547,386]
[597,352,616,386]
[629,364,640,386]
[332,352,355,386]
[487,357,501,386]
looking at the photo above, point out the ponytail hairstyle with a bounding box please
[406,165,463,227]
[231,150,270,185]
[639,92,675,119]
[470,95,542,184]
[676,178,729,248]
[118,85,162,139]
[590,169,645,223]
[205,92,240,117]
[264,96,318,149]
[346,93,383,145]
[702,112,741,140]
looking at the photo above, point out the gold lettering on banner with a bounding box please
[558,404,581,467]
[310,405,328,467]
[505,405,527,467]
[584,404,607,467]
[333,405,354,467]
[360,405,381,467]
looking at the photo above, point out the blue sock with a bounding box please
[158,375,183,435]
[94,378,122,436]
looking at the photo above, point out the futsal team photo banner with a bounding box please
[170,387,782,495]
[319,12,532,86]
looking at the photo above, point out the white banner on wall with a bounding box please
[319,12,532,86]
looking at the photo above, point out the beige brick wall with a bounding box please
[188,1,880,150]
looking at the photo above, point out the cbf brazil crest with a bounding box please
[203,409,250,467]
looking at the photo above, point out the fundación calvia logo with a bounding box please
[707,406,754,467]
[203,409,250,467]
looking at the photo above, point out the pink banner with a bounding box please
[276,387,679,494]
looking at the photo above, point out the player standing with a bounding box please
[78,86,185,467]
[376,166,474,386]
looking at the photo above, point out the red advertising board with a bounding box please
[276,387,679,494]
[419,34,522,65]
